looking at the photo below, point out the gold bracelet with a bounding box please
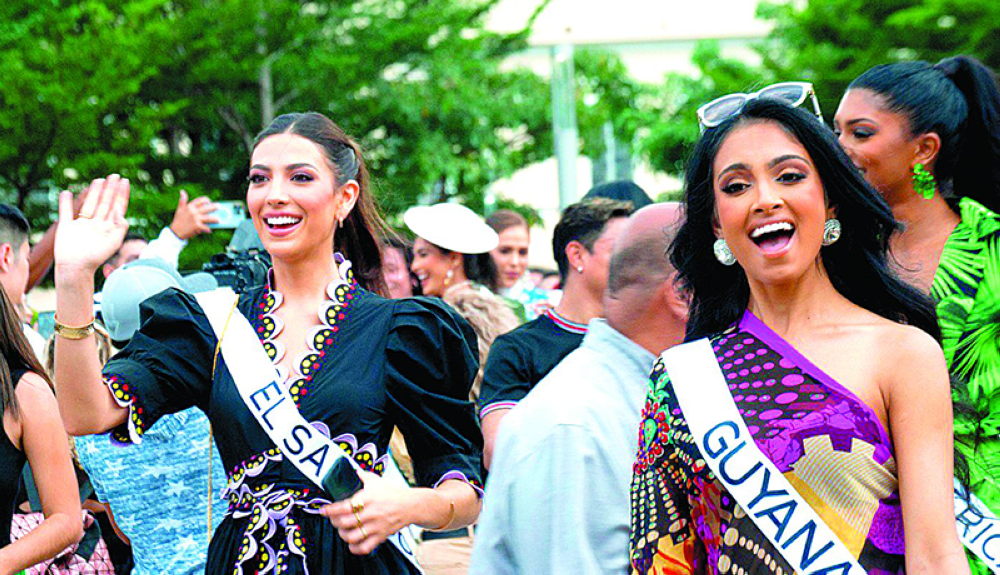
[428,500,456,532]
[53,316,96,340]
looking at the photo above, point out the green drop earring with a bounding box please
[912,163,936,200]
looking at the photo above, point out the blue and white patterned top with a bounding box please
[76,407,227,575]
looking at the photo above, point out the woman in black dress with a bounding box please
[51,113,483,574]
[0,287,81,573]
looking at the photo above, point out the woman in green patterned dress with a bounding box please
[835,55,1000,573]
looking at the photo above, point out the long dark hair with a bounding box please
[849,56,1000,212]
[676,98,940,341]
[254,112,388,295]
[0,287,48,419]
[675,98,973,484]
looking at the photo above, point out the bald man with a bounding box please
[471,203,687,575]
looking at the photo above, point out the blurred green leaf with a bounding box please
[0,0,555,277]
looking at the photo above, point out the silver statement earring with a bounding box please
[713,238,736,266]
[822,219,842,246]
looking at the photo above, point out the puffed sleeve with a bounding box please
[102,288,215,445]
[385,297,484,494]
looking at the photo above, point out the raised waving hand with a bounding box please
[52,175,132,436]
[54,175,131,273]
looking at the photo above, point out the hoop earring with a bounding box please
[913,163,936,200]
[444,269,454,287]
[822,218,841,246]
[713,238,736,266]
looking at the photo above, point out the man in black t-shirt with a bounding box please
[479,198,632,467]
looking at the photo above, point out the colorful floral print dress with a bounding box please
[630,312,906,574]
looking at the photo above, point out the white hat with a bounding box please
[403,203,499,254]
[102,258,218,342]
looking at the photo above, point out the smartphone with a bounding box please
[321,456,363,501]
[209,200,248,229]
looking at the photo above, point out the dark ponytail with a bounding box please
[850,55,1000,212]
[935,56,1000,212]
[254,112,389,295]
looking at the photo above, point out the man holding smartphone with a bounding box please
[102,190,224,277]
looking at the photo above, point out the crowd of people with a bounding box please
[0,53,996,575]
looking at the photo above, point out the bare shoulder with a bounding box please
[14,371,59,412]
[826,307,945,378]
[862,318,948,390]
[875,321,944,365]
[6,372,60,448]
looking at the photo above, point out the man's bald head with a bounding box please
[606,202,682,296]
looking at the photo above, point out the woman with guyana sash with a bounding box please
[48,113,484,575]
[630,97,971,574]
[835,56,1000,575]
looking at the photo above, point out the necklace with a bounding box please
[254,255,358,406]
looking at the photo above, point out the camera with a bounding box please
[202,249,271,295]
[203,220,271,295]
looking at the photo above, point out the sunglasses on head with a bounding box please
[696,82,824,130]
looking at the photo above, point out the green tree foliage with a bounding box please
[0,1,179,213]
[756,0,1000,121]
[574,49,649,162]
[0,0,554,270]
[638,41,769,176]
[638,0,1000,180]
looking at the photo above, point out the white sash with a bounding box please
[955,478,1000,573]
[662,339,866,575]
[195,288,422,571]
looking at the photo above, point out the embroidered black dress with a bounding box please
[101,262,482,575]
[0,367,28,549]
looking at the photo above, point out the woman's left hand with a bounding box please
[320,470,417,555]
